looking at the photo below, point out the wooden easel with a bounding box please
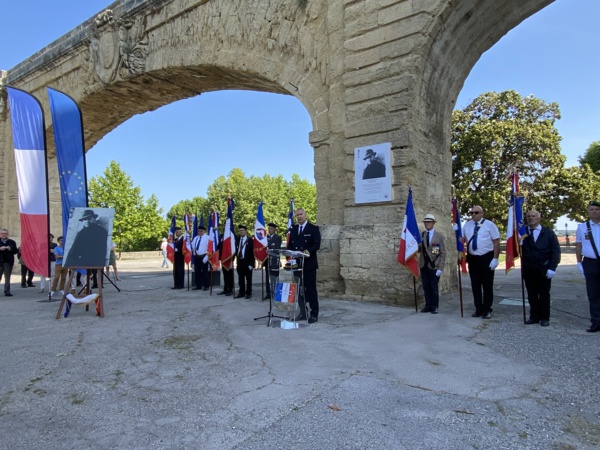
[55,268,105,319]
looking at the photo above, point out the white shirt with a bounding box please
[576,220,600,259]
[462,219,500,256]
[528,225,541,243]
[191,235,208,255]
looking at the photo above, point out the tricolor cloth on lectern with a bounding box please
[275,283,297,303]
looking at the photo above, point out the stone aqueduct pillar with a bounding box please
[0,0,552,304]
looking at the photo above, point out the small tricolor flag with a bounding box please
[253,202,268,263]
[275,282,297,303]
[452,198,467,275]
[397,187,421,278]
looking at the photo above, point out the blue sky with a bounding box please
[1,0,598,228]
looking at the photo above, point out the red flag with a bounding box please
[207,212,221,270]
[183,213,192,265]
[167,216,176,263]
[221,199,235,270]
[397,188,421,278]
[286,199,295,247]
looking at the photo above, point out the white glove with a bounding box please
[435,270,443,277]
[202,255,208,264]
[578,262,584,276]
[546,269,555,279]
[248,265,253,271]
[452,224,458,231]
[489,258,499,270]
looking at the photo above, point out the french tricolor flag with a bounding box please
[7,87,50,277]
[397,187,421,278]
[275,282,297,303]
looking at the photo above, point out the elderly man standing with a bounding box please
[463,205,500,319]
[521,210,561,327]
[418,214,446,314]
[576,200,600,333]
[0,228,19,297]
[191,226,209,291]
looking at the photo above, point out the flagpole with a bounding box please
[457,262,464,317]
[520,265,527,324]
[413,277,418,312]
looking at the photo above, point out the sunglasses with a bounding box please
[469,211,481,215]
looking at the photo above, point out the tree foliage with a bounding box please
[452,90,568,228]
[555,165,600,223]
[88,161,167,251]
[189,168,317,231]
[579,141,600,173]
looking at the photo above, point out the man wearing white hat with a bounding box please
[418,214,446,314]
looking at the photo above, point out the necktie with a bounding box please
[530,228,535,242]
[472,223,479,251]
[299,225,303,235]
[426,231,430,247]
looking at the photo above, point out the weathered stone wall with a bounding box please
[0,0,554,305]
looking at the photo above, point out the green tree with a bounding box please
[452,90,567,229]
[167,196,211,221]
[204,168,316,231]
[579,141,600,173]
[89,161,167,251]
[555,165,600,223]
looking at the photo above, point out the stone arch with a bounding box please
[0,0,560,304]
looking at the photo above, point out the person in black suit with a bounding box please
[235,225,255,299]
[521,210,561,327]
[287,208,321,323]
[0,228,19,296]
[172,227,185,289]
[264,223,282,300]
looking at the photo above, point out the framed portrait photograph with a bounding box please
[62,207,115,268]
[354,142,392,204]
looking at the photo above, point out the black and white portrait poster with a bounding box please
[62,207,114,268]
[354,142,392,204]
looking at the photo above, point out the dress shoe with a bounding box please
[471,311,483,318]
[91,285,99,289]
[27,283,35,287]
[203,287,209,291]
[235,293,245,298]
[5,292,13,297]
[586,324,600,333]
[482,311,491,319]
[540,320,550,327]
[294,314,307,321]
[21,284,27,288]
[431,308,438,314]
[420,306,432,313]
[192,287,202,290]
[244,294,252,299]
[263,295,270,300]
[217,291,226,295]
[225,292,233,296]
[525,318,539,325]
[308,315,318,324]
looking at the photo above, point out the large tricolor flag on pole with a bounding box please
[286,198,295,247]
[167,216,176,263]
[505,173,526,273]
[397,187,421,278]
[7,87,50,277]
[452,198,467,275]
[207,211,220,270]
[47,88,88,245]
[183,213,192,265]
[253,202,268,263]
[221,198,236,270]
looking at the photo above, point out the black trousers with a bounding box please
[21,264,34,285]
[236,265,253,295]
[222,267,234,293]
[194,255,209,289]
[583,258,600,326]
[420,266,440,308]
[0,262,14,293]
[522,267,552,321]
[173,256,185,288]
[295,269,318,317]
[467,251,495,314]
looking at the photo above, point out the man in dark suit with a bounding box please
[264,223,282,300]
[172,227,185,289]
[287,208,321,323]
[235,225,255,299]
[418,214,447,314]
[0,228,19,296]
[521,210,561,327]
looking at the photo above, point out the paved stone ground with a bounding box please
[0,247,598,449]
